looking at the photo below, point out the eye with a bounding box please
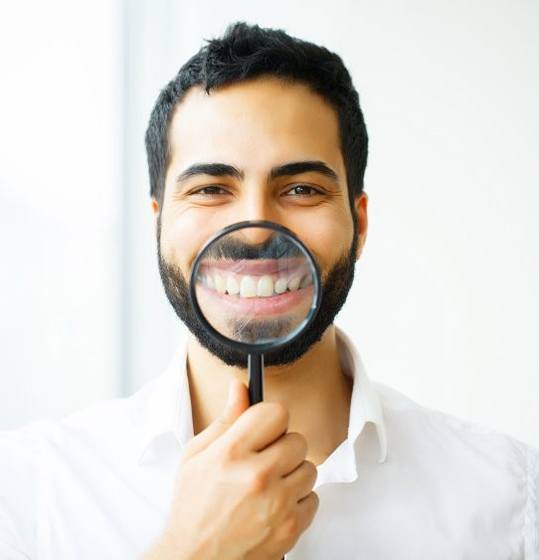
[190,185,229,196]
[284,184,321,196]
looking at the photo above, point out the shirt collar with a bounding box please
[314,326,388,487]
[136,340,192,466]
[136,326,388,473]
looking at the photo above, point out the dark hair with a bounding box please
[145,22,368,211]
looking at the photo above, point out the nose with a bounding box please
[238,225,275,246]
[232,182,281,242]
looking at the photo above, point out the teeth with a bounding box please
[214,274,226,293]
[208,271,308,297]
[239,275,257,297]
[299,274,312,288]
[274,277,288,294]
[288,276,301,291]
[257,275,274,297]
[226,276,240,295]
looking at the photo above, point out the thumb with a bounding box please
[182,378,250,459]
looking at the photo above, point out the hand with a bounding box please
[144,378,319,560]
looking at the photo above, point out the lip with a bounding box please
[199,258,307,276]
[196,282,314,317]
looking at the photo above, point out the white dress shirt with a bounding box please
[1,327,538,559]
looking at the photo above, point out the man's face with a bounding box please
[153,77,367,367]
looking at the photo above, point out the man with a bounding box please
[1,22,538,560]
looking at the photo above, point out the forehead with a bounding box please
[166,77,343,173]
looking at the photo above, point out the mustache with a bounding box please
[202,233,304,261]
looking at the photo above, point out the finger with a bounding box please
[255,432,307,477]
[220,400,289,454]
[295,491,320,533]
[283,460,318,501]
[182,378,249,460]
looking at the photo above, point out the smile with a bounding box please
[194,259,315,317]
[196,259,313,298]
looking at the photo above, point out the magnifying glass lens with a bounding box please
[193,226,317,347]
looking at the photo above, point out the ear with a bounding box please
[151,197,160,238]
[354,192,368,261]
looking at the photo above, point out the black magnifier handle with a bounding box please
[248,353,264,406]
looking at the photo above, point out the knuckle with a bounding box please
[287,431,308,458]
[282,513,300,539]
[221,440,242,463]
[267,401,289,426]
[246,468,269,495]
[307,491,320,513]
[268,491,288,518]
[304,460,317,480]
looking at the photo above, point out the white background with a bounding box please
[1,0,538,448]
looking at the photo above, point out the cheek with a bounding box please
[160,201,248,276]
[160,207,216,274]
[288,205,354,272]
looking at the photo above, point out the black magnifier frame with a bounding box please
[189,220,322,405]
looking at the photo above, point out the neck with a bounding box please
[186,325,353,465]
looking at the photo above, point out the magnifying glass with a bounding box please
[189,220,321,406]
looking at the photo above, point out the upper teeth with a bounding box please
[214,274,226,293]
[200,272,312,297]
[239,276,257,298]
[274,278,288,294]
[287,276,301,291]
[257,275,273,297]
[226,276,240,295]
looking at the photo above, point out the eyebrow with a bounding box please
[175,160,339,187]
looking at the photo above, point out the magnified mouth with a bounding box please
[195,259,314,317]
[197,258,313,298]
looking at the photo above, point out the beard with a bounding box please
[156,216,359,368]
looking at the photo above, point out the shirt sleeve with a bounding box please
[0,425,42,559]
[525,444,539,559]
